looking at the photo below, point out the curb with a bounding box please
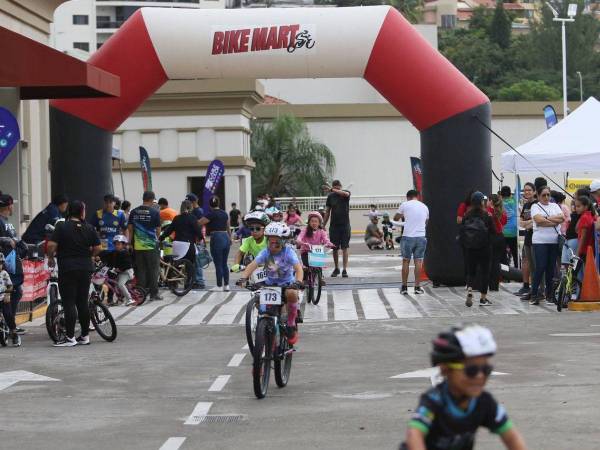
[568,302,600,312]
[15,303,48,326]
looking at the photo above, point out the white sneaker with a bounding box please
[223,285,231,292]
[53,337,77,347]
[210,286,223,292]
[76,335,90,345]
[125,299,137,306]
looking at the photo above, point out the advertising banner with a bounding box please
[566,178,592,195]
[203,159,225,211]
[139,146,153,191]
[543,105,558,129]
[0,107,20,165]
[410,157,423,194]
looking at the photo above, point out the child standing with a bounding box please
[0,252,18,346]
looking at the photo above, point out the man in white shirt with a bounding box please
[394,190,429,295]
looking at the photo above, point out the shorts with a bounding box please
[365,237,382,247]
[329,225,351,249]
[401,236,427,260]
[561,238,578,265]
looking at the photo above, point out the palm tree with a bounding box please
[250,115,336,199]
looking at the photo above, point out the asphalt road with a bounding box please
[2,312,600,449]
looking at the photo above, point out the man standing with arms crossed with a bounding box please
[394,190,429,295]
[323,180,351,277]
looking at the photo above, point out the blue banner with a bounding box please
[0,107,20,165]
[543,105,558,129]
[203,159,225,211]
[139,146,153,191]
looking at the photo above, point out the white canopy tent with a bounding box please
[501,97,600,173]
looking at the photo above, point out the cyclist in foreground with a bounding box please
[231,211,270,272]
[401,324,527,450]
[237,222,304,344]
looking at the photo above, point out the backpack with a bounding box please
[461,215,489,249]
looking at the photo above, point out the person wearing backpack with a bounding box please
[460,192,495,307]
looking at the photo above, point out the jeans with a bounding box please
[466,246,491,295]
[532,243,559,298]
[210,232,231,287]
[2,283,22,331]
[135,249,160,297]
[195,251,205,286]
[58,270,91,338]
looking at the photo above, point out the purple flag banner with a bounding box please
[203,159,225,211]
[0,107,20,165]
[139,146,153,191]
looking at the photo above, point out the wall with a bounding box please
[52,0,95,55]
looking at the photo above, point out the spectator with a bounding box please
[22,194,69,245]
[501,186,518,268]
[456,190,474,225]
[524,186,564,305]
[185,193,206,290]
[47,200,102,346]
[381,212,395,250]
[158,197,178,225]
[368,204,380,219]
[364,215,384,250]
[199,196,232,291]
[91,194,128,252]
[487,194,507,291]
[285,203,304,227]
[114,197,122,211]
[323,180,351,278]
[394,190,429,295]
[516,182,536,297]
[562,187,589,268]
[229,202,242,233]
[121,200,132,222]
[551,191,570,235]
[160,200,202,264]
[575,196,595,258]
[460,192,495,307]
[128,191,162,301]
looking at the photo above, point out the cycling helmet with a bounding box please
[265,206,281,216]
[113,234,128,244]
[264,222,292,238]
[243,211,270,227]
[307,211,323,224]
[430,324,497,366]
[382,211,390,218]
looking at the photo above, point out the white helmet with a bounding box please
[113,234,128,244]
[264,222,292,238]
[590,179,600,193]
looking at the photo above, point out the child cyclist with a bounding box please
[237,222,304,344]
[231,211,270,272]
[297,211,335,284]
[401,324,527,450]
[99,235,135,306]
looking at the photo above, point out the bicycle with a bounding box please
[555,247,582,312]
[159,243,194,297]
[90,264,147,307]
[241,267,268,354]
[44,263,60,339]
[0,309,8,347]
[305,244,330,305]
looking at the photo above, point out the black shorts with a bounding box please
[329,225,351,249]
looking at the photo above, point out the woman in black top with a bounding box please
[47,201,102,347]
[199,197,231,291]
[160,200,202,263]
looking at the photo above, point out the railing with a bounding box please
[96,20,125,29]
[274,195,406,212]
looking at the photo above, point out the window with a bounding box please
[441,14,456,29]
[72,15,89,25]
[73,42,90,52]
[97,43,104,50]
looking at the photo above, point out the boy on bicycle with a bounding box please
[237,222,303,344]
[99,235,135,306]
[401,325,527,450]
[231,211,270,272]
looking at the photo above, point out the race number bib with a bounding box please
[311,245,325,254]
[99,266,109,276]
[100,239,109,250]
[251,268,268,284]
[259,287,282,305]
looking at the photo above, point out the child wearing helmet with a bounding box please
[381,212,395,250]
[401,325,527,450]
[266,207,283,223]
[297,211,335,273]
[237,222,304,345]
[231,212,270,272]
[0,252,17,344]
[99,235,135,306]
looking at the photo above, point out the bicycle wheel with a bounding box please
[0,314,7,347]
[46,300,65,343]
[89,295,117,342]
[167,259,194,297]
[306,270,314,305]
[253,319,272,399]
[313,269,323,305]
[129,286,148,306]
[274,330,293,388]
[245,296,258,354]
[556,276,566,312]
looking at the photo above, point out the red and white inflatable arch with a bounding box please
[50,6,492,285]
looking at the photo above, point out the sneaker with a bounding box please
[529,298,540,306]
[479,298,492,306]
[319,279,327,287]
[466,291,473,308]
[11,332,21,347]
[223,285,231,292]
[53,336,77,347]
[342,270,348,278]
[520,293,531,301]
[150,294,164,301]
[76,335,90,345]
[331,268,340,277]
[414,286,425,294]
[514,287,530,296]
[15,327,26,335]
[210,286,223,292]
[125,299,137,307]
[192,283,206,290]
[401,286,408,295]
[287,327,299,345]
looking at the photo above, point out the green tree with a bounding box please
[387,0,424,24]
[469,6,493,32]
[497,80,561,101]
[250,115,336,198]
[489,1,512,49]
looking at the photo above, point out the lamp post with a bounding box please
[547,3,577,118]
[576,70,583,102]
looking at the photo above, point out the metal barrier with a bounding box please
[275,194,406,212]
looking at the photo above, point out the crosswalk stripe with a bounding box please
[495,289,550,314]
[208,293,247,325]
[304,294,328,322]
[381,288,422,318]
[142,304,189,326]
[175,291,207,305]
[410,291,455,318]
[177,292,230,325]
[358,289,389,320]
[332,290,358,321]
[117,303,163,325]
[432,287,487,317]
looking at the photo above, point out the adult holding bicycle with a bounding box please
[47,200,102,347]
[231,211,270,272]
[199,196,232,292]
[159,200,203,264]
[237,222,304,345]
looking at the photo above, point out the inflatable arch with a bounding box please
[50,6,491,285]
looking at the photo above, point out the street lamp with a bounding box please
[576,70,583,102]
[547,3,577,118]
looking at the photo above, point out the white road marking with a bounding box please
[177,292,230,325]
[432,287,486,317]
[303,295,328,322]
[410,291,454,318]
[142,305,188,326]
[227,353,246,367]
[391,367,510,386]
[332,290,358,321]
[381,288,422,318]
[184,401,213,425]
[358,289,389,319]
[159,437,186,450]
[117,303,164,325]
[208,375,231,392]
[242,343,249,350]
[549,333,600,337]
[208,293,247,325]
[0,370,59,392]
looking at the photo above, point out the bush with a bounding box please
[497,80,561,101]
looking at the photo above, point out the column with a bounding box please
[224,174,240,211]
